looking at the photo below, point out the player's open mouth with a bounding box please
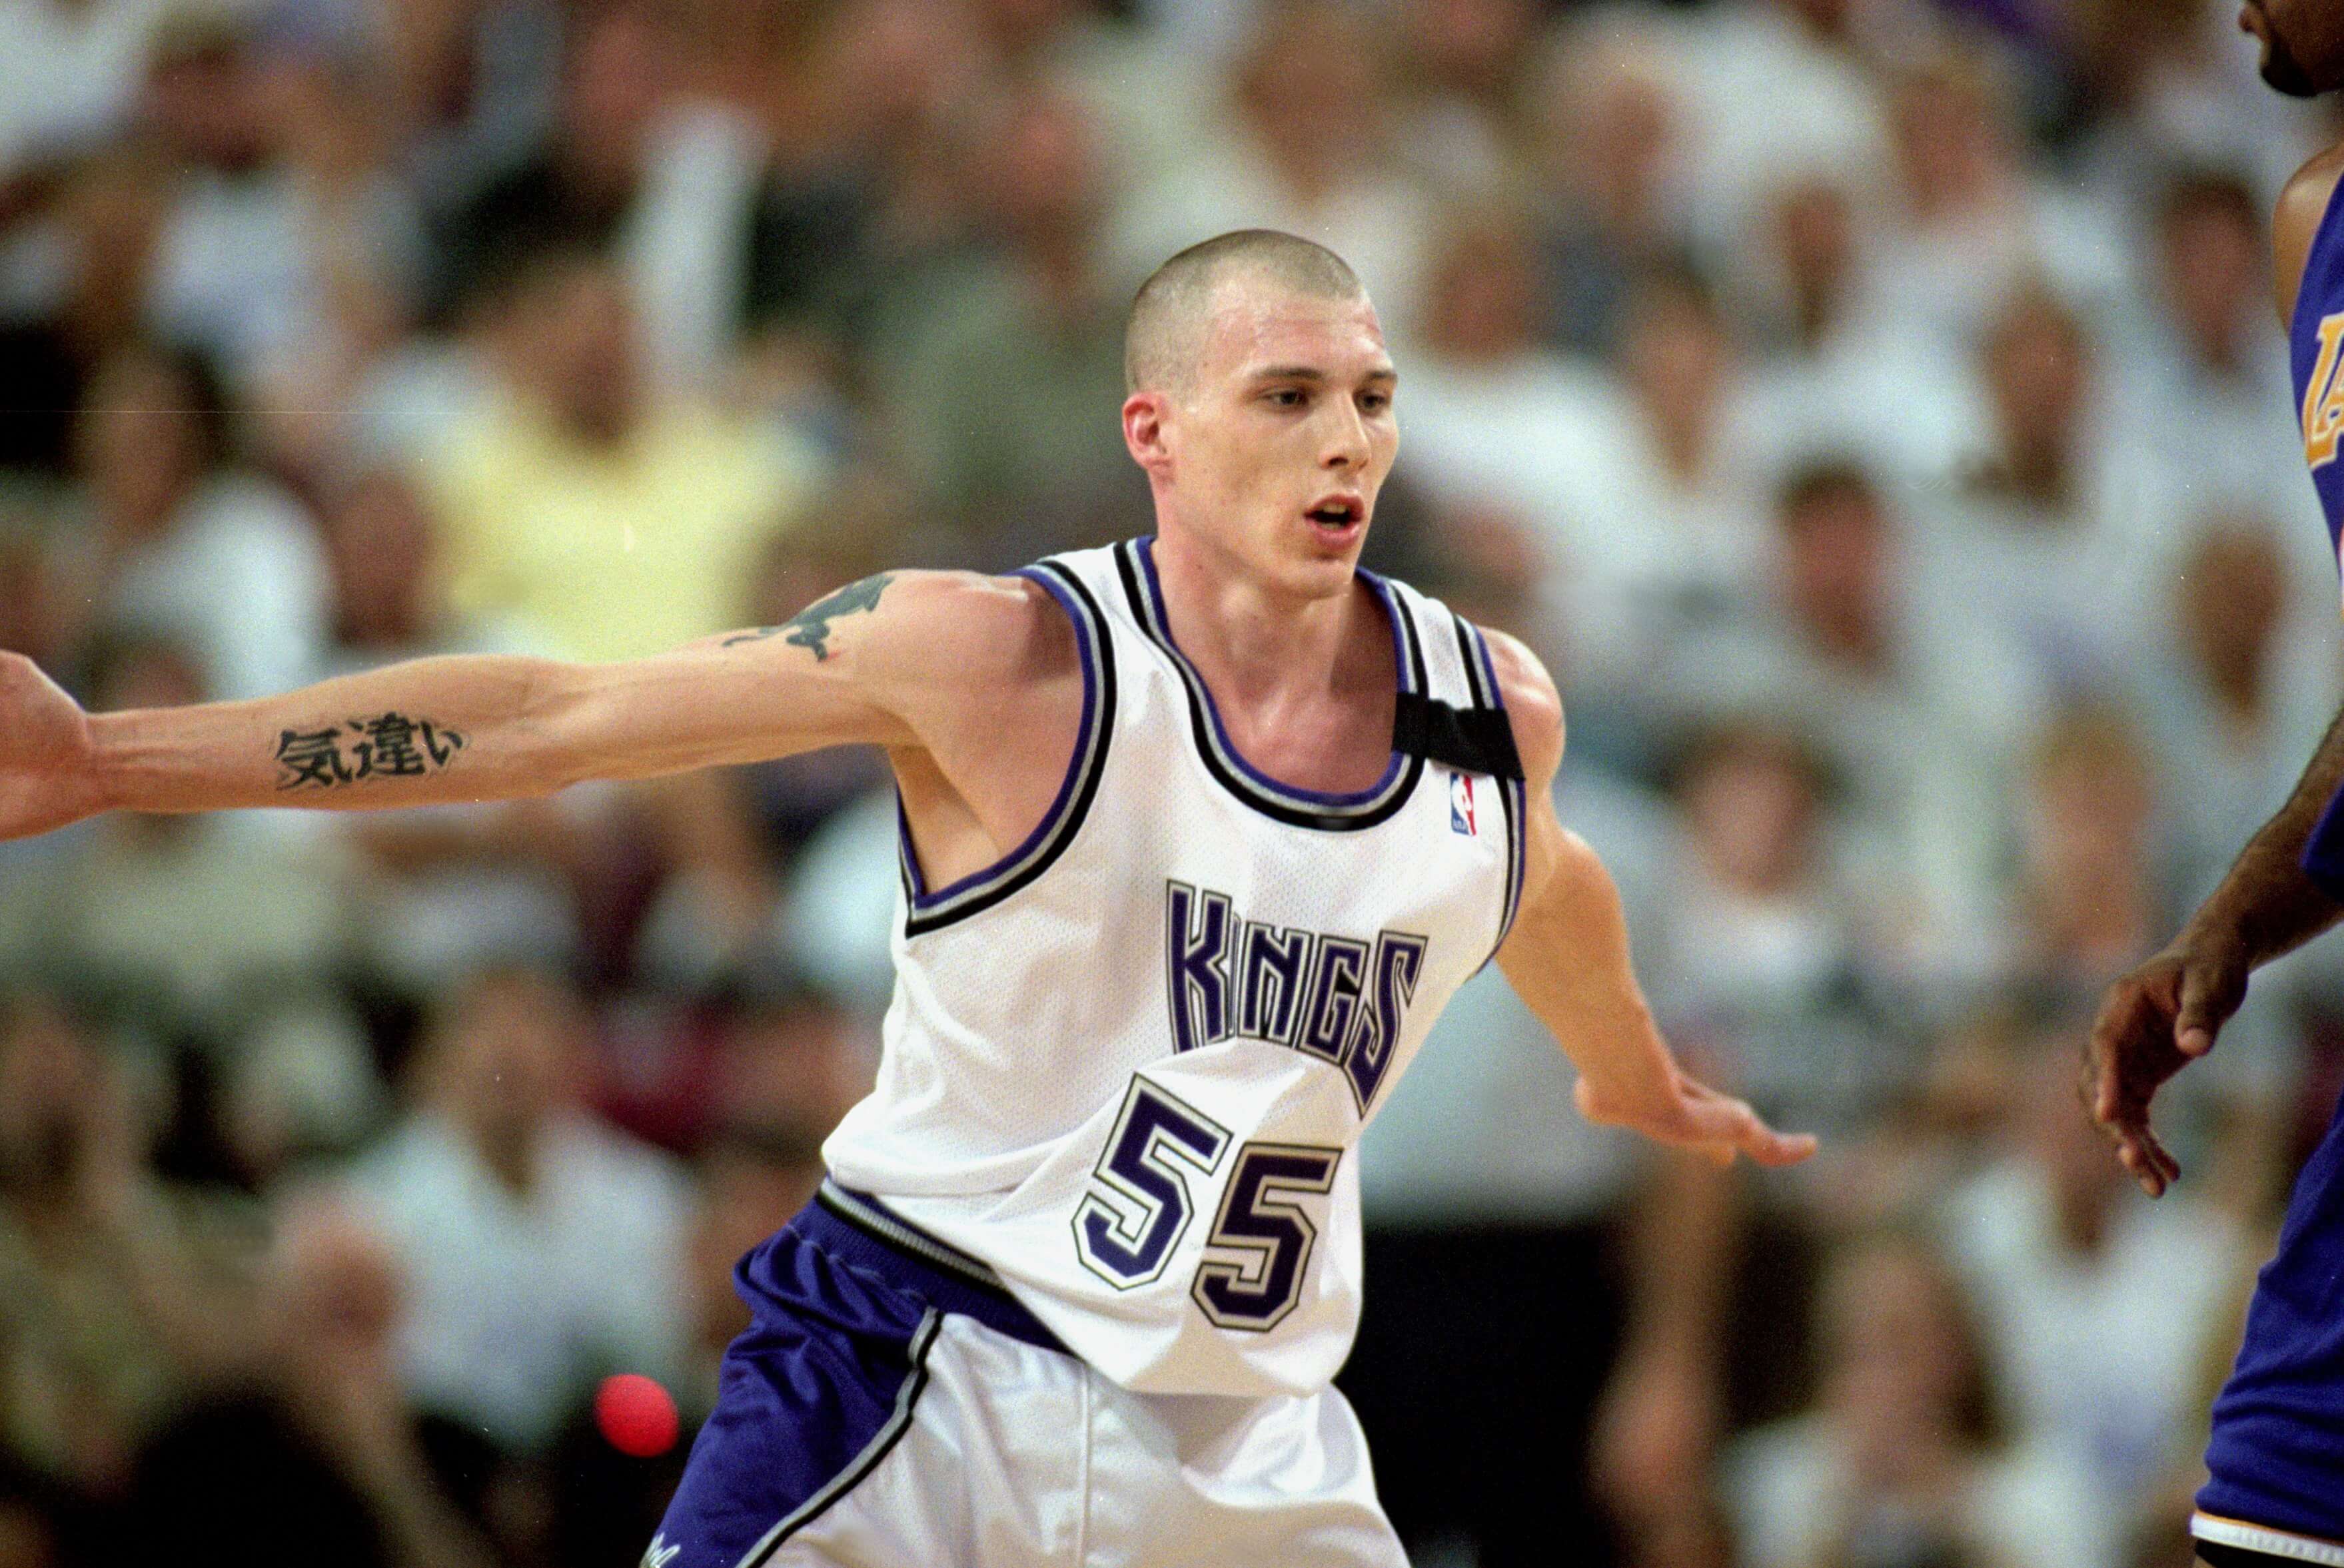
[1305,496,1365,538]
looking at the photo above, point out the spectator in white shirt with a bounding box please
[55,341,328,704]
[1938,1022,2250,1517]
[345,970,693,1453]
[1909,286,2183,745]
[1862,51,2127,355]
[1726,1230,2115,1568]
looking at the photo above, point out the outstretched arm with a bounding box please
[1485,631,1815,1169]
[0,571,1024,841]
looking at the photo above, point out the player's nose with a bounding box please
[1319,400,1371,470]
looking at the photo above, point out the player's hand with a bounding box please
[0,651,100,842]
[1574,1068,1817,1168]
[2087,941,2247,1197]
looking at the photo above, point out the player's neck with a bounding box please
[1149,530,1382,711]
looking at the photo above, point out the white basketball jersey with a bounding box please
[821,538,1528,1398]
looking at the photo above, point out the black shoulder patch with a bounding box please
[1392,691,1524,782]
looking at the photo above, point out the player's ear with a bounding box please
[1123,391,1173,477]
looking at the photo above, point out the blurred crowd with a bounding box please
[1,0,2341,1564]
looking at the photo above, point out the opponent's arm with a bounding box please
[2089,708,2344,1195]
[1486,631,1814,1169]
[0,571,1014,841]
[2085,146,2344,1196]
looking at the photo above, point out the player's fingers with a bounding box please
[1737,1110,1817,1167]
[2115,1126,2179,1196]
[2085,1003,2133,1126]
[1671,1090,1815,1168]
[2173,963,2236,1058]
[2085,982,2155,1124]
[2142,1128,2181,1189]
[2074,1043,2107,1125]
[1668,1085,1752,1144]
[2115,1141,2160,1198]
[1747,1131,1818,1167]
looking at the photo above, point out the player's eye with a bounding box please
[1264,388,1307,408]
[1359,392,1391,414]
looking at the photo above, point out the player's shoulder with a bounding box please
[2279,143,2344,227]
[1478,625,1564,787]
[859,568,1083,693]
[1375,574,1564,784]
[2275,142,2344,330]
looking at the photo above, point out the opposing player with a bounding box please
[0,230,1813,1565]
[2089,7,2344,1564]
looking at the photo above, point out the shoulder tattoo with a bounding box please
[722,573,896,661]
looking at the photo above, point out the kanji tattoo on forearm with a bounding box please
[722,574,895,661]
[275,713,466,791]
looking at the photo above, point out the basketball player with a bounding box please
[2089,6,2344,1564]
[0,230,1813,1565]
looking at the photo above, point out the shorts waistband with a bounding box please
[2195,1511,2344,1567]
[802,1178,1069,1356]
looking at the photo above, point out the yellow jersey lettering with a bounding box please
[2305,313,2344,469]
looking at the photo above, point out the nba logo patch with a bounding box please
[1449,771,1478,836]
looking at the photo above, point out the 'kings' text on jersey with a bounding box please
[1164,880,1427,1115]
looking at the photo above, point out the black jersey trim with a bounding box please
[1455,617,1527,953]
[1115,538,1427,833]
[899,560,1117,937]
[734,1308,941,1567]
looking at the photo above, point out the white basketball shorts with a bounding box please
[645,1184,1405,1568]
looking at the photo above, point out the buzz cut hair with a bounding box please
[1123,228,1365,396]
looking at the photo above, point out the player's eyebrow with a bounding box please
[1246,365,1399,385]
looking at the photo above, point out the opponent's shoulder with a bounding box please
[1480,625,1564,788]
[2275,143,2344,331]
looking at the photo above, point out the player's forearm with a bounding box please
[87,653,595,815]
[2182,706,2344,969]
[1497,831,1678,1109]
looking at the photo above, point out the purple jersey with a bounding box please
[2195,172,2344,1556]
[2298,171,2344,905]
[2292,191,2344,582]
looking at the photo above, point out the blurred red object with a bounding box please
[595,1373,680,1458]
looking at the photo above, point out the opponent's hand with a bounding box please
[0,651,101,842]
[2086,942,2247,1197]
[1575,1068,1817,1168]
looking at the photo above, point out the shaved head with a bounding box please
[1125,229,1366,395]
